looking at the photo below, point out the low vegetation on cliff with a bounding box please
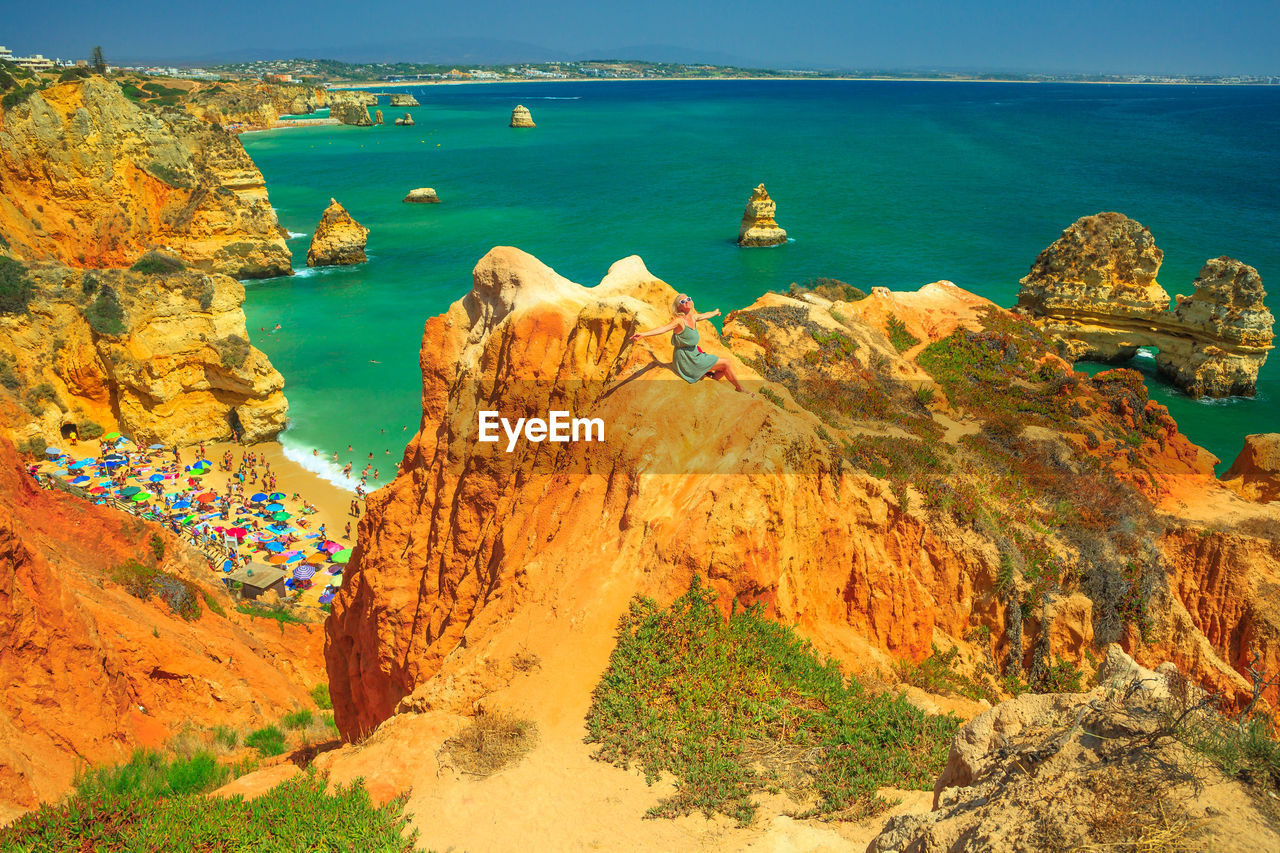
[585,579,958,825]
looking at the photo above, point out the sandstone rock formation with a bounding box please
[0,432,324,819]
[0,262,287,448]
[403,188,440,204]
[389,93,420,107]
[185,80,328,130]
[737,184,787,247]
[324,246,1279,750]
[0,77,292,278]
[1018,213,1274,397]
[869,646,1280,852]
[330,101,373,126]
[306,199,369,267]
[374,109,384,125]
[394,112,414,126]
[1221,434,1280,503]
[509,104,535,127]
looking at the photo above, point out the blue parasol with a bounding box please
[249,493,268,503]
[265,502,284,512]
[71,475,91,484]
[292,564,316,580]
[44,447,61,456]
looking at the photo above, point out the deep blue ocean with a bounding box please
[240,80,1280,487]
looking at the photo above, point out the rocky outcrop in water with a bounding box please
[306,199,369,267]
[374,109,384,125]
[389,93,419,107]
[509,104,535,127]
[331,101,373,126]
[1221,433,1280,503]
[403,188,440,203]
[0,77,291,278]
[394,112,414,126]
[737,183,787,247]
[0,260,287,448]
[1017,213,1274,398]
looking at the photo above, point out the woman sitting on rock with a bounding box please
[630,293,744,391]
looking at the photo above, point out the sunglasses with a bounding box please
[677,297,691,305]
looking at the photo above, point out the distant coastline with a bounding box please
[327,75,1278,90]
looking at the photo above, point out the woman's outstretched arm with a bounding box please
[695,309,722,321]
[630,319,679,341]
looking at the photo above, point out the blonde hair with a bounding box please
[672,294,689,314]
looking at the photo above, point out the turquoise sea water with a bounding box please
[239,80,1280,488]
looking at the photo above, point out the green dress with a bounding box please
[672,323,719,383]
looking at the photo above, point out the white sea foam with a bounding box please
[281,438,359,492]
[1135,347,1156,360]
[291,267,320,278]
[287,231,309,239]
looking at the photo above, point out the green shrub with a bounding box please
[310,684,333,710]
[236,600,308,625]
[1,84,36,110]
[0,353,18,392]
[74,749,228,800]
[897,644,998,704]
[80,273,99,297]
[1,771,421,852]
[58,67,91,83]
[788,278,866,302]
[244,725,286,757]
[281,709,313,730]
[149,532,165,563]
[145,161,193,189]
[585,577,958,824]
[85,285,126,336]
[129,250,185,275]
[78,420,105,440]
[110,560,202,621]
[214,334,251,370]
[212,726,238,750]
[0,256,33,315]
[886,314,921,353]
[200,589,226,617]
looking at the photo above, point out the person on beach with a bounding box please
[630,294,745,392]
[345,521,351,539]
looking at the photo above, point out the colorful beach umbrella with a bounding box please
[131,493,149,502]
[226,527,248,540]
[249,492,268,503]
[88,486,107,494]
[195,492,216,503]
[292,564,316,580]
[318,591,335,605]
[267,554,289,564]
[119,486,141,496]
[265,502,284,512]
[319,540,343,554]
[331,549,352,564]
[268,492,285,500]
[44,447,61,456]
[172,500,191,509]
[272,511,290,521]
[103,432,121,441]
[148,474,165,482]
[71,475,91,484]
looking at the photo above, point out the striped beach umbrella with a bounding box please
[292,564,316,581]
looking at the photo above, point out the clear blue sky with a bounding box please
[6,0,1277,74]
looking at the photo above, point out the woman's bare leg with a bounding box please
[711,357,745,392]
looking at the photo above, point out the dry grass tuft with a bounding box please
[440,711,538,778]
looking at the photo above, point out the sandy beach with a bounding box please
[34,438,371,609]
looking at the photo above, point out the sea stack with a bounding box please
[389,93,419,107]
[509,105,535,127]
[1017,212,1274,398]
[737,184,787,247]
[306,198,369,266]
[403,188,441,204]
[394,113,415,126]
[374,109,384,125]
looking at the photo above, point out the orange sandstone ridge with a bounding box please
[323,247,1280,759]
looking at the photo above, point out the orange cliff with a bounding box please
[324,247,1280,754]
[0,77,291,278]
[0,427,324,821]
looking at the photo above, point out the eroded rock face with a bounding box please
[403,188,440,203]
[306,199,369,267]
[394,112,414,126]
[0,77,292,278]
[0,263,287,447]
[509,105,535,127]
[330,101,373,126]
[1221,434,1280,503]
[0,434,323,819]
[389,93,420,107]
[185,80,328,130]
[737,184,787,247]
[1017,213,1273,398]
[869,647,1280,853]
[374,109,384,125]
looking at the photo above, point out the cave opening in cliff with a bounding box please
[228,408,243,441]
[59,422,78,439]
